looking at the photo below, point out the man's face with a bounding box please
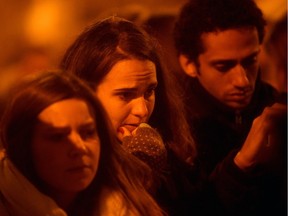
[95,59,157,141]
[185,27,261,111]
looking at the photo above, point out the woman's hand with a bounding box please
[119,123,167,172]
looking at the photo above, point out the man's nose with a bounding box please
[131,97,149,118]
[232,64,250,88]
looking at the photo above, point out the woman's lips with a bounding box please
[67,165,92,173]
[121,124,139,133]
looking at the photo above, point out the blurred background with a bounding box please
[0,0,287,108]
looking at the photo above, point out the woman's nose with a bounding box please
[68,133,87,156]
[131,97,149,118]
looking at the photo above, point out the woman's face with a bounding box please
[96,59,157,140]
[32,99,100,197]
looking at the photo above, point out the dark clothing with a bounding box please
[155,149,216,216]
[184,77,287,216]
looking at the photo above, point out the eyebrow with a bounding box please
[79,122,97,130]
[241,51,260,62]
[36,120,95,132]
[113,82,158,92]
[210,50,260,65]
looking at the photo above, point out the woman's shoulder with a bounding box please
[0,192,10,216]
[98,187,139,216]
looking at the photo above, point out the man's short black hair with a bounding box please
[174,0,266,61]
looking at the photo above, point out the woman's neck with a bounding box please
[47,189,78,210]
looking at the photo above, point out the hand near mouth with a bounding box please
[119,123,167,173]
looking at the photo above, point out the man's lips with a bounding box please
[228,91,253,100]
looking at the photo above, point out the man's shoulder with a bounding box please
[256,80,284,103]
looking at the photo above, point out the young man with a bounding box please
[174,0,287,215]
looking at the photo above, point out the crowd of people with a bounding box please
[0,0,286,215]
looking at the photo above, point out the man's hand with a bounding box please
[234,103,287,171]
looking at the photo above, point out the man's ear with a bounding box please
[179,54,198,78]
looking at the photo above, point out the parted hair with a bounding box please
[0,70,164,216]
[61,16,197,165]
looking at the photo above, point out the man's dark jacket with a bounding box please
[184,76,286,216]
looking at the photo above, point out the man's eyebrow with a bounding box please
[242,51,260,61]
[210,59,236,66]
[210,51,260,65]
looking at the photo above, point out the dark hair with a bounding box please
[0,71,164,215]
[61,16,196,164]
[265,15,287,73]
[174,0,266,61]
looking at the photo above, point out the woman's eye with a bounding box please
[47,133,66,142]
[118,92,135,101]
[144,88,155,99]
[81,128,98,140]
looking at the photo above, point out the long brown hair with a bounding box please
[0,70,164,215]
[61,16,197,165]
